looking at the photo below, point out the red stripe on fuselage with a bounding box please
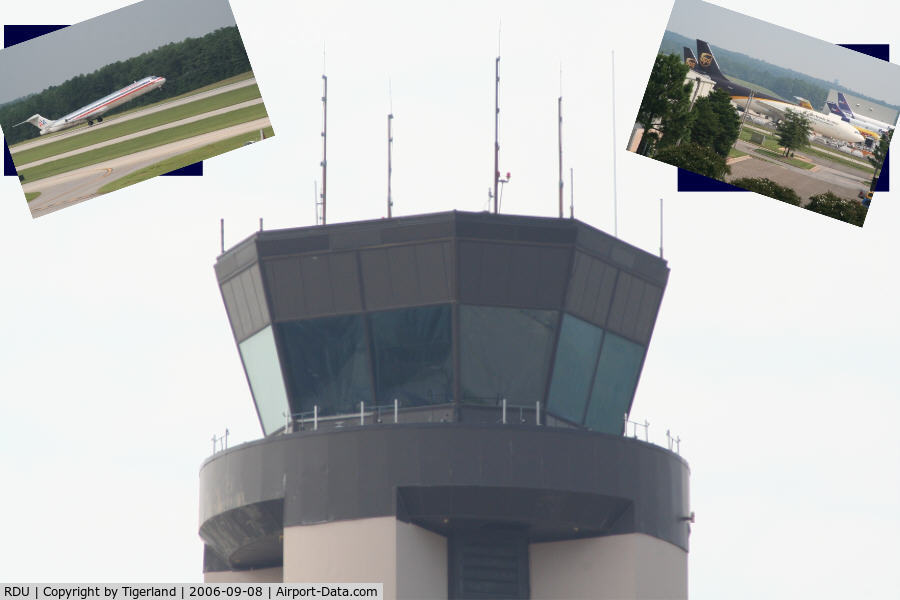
[71,78,161,121]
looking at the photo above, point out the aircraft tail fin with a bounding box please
[795,97,813,110]
[683,47,698,69]
[837,93,855,118]
[14,114,53,131]
[827,102,849,121]
[695,39,727,82]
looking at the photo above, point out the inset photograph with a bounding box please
[0,0,274,218]
[629,0,900,227]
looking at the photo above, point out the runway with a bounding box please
[16,98,265,171]
[25,116,271,217]
[9,77,258,154]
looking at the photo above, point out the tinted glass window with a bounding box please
[546,314,604,424]
[460,305,557,406]
[584,332,645,434]
[278,315,372,417]
[238,326,290,435]
[370,305,452,407]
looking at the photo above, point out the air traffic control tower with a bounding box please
[199,211,690,599]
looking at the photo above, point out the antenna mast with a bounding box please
[387,81,394,218]
[659,198,664,259]
[320,74,328,225]
[558,95,564,219]
[493,55,500,214]
[570,167,574,219]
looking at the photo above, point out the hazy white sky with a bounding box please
[0,0,237,104]
[0,0,898,597]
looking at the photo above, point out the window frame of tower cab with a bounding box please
[201,211,690,600]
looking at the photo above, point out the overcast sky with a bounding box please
[0,0,899,597]
[0,0,237,104]
[666,0,900,104]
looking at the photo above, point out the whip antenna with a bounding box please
[387,80,394,218]
[319,73,327,225]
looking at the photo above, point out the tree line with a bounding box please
[660,31,900,113]
[1,26,252,145]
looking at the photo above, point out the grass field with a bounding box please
[18,104,269,182]
[25,192,41,203]
[739,127,874,174]
[97,127,275,195]
[8,71,255,150]
[740,128,781,152]
[12,85,262,165]
[728,148,747,158]
[754,148,816,170]
[799,146,874,174]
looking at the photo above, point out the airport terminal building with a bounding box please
[199,211,691,599]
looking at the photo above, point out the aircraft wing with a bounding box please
[754,98,789,120]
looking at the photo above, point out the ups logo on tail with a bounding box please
[685,57,697,68]
[699,53,713,67]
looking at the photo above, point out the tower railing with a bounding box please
[215,403,683,457]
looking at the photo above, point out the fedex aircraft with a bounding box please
[835,93,893,134]
[687,41,864,144]
[826,102,882,140]
[15,75,166,135]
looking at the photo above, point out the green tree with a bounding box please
[689,88,741,157]
[775,110,811,157]
[805,191,868,227]
[654,142,730,180]
[867,128,892,191]
[731,177,801,206]
[635,53,693,155]
[656,102,697,151]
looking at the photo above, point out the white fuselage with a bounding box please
[845,112,892,135]
[840,114,882,139]
[837,94,894,133]
[40,76,166,134]
[749,98,865,144]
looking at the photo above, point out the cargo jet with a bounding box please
[15,75,166,136]
[687,41,864,144]
[826,102,882,140]
[835,93,893,133]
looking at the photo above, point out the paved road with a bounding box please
[17,98,265,171]
[729,140,866,203]
[10,78,258,154]
[25,117,271,218]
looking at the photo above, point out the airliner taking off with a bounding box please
[15,75,166,135]
[685,41,864,144]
